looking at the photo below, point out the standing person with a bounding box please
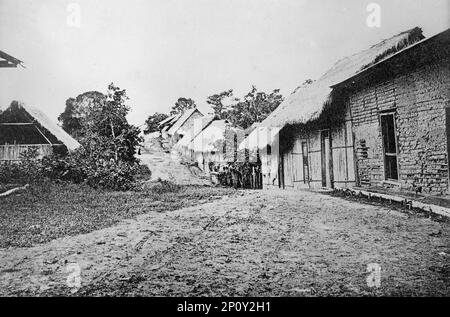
[230,165,241,189]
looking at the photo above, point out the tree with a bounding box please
[144,112,169,134]
[206,89,234,120]
[170,97,196,116]
[60,83,142,164]
[39,83,143,191]
[225,86,283,129]
[58,91,105,138]
[83,83,141,163]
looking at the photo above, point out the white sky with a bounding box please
[0,0,449,126]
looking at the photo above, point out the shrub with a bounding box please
[41,152,141,191]
[142,179,182,194]
[0,145,148,191]
[0,147,43,185]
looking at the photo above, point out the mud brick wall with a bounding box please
[349,60,450,194]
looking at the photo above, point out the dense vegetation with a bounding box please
[1,83,146,191]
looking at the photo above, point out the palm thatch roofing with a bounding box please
[173,116,215,150]
[238,126,280,151]
[258,27,425,128]
[332,27,450,89]
[167,108,203,135]
[158,113,181,130]
[0,50,24,68]
[0,101,80,150]
[188,120,242,153]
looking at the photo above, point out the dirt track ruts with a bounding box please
[1,189,448,296]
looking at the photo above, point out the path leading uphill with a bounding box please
[139,135,210,186]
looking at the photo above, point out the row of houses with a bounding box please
[155,107,247,174]
[240,27,450,196]
[156,27,450,197]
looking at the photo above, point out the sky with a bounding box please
[0,0,449,127]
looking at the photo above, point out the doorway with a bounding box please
[301,141,309,184]
[321,130,333,188]
[380,112,398,180]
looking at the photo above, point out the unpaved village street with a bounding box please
[1,188,449,296]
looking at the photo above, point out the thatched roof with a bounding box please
[258,27,425,128]
[158,113,181,130]
[173,116,215,150]
[188,120,242,153]
[332,28,450,88]
[238,126,280,151]
[0,102,80,150]
[167,108,203,135]
[0,50,24,68]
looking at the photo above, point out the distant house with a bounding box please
[188,119,244,173]
[242,27,450,196]
[166,108,204,146]
[158,113,182,139]
[0,101,80,161]
[173,116,215,160]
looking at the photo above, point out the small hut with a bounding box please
[166,108,204,146]
[188,120,244,173]
[0,101,80,161]
[173,116,215,160]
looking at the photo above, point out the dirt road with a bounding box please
[1,189,448,296]
[139,135,210,186]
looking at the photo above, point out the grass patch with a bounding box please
[0,181,236,248]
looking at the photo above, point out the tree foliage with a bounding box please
[51,83,143,190]
[206,89,234,120]
[224,86,283,129]
[170,97,196,116]
[206,86,283,129]
[58,91,105,138]
[144,112,169,134]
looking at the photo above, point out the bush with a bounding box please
[142,179,182,194]
[84,159,139,190]
[0,148,43,185]
[135,163,152,181]
[0,145,148,191]
[41,152,141,191]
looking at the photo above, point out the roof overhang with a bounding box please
[0,50,24,68]
[331,28,450,89]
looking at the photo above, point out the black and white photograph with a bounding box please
[0,0,449,303]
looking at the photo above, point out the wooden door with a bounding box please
[331,121,356,188]
[321,130,333,188]
[283,152,294,188]
[380,112,399,180]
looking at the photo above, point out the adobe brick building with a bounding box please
[243,27,450,197]
[334,28,450,195]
